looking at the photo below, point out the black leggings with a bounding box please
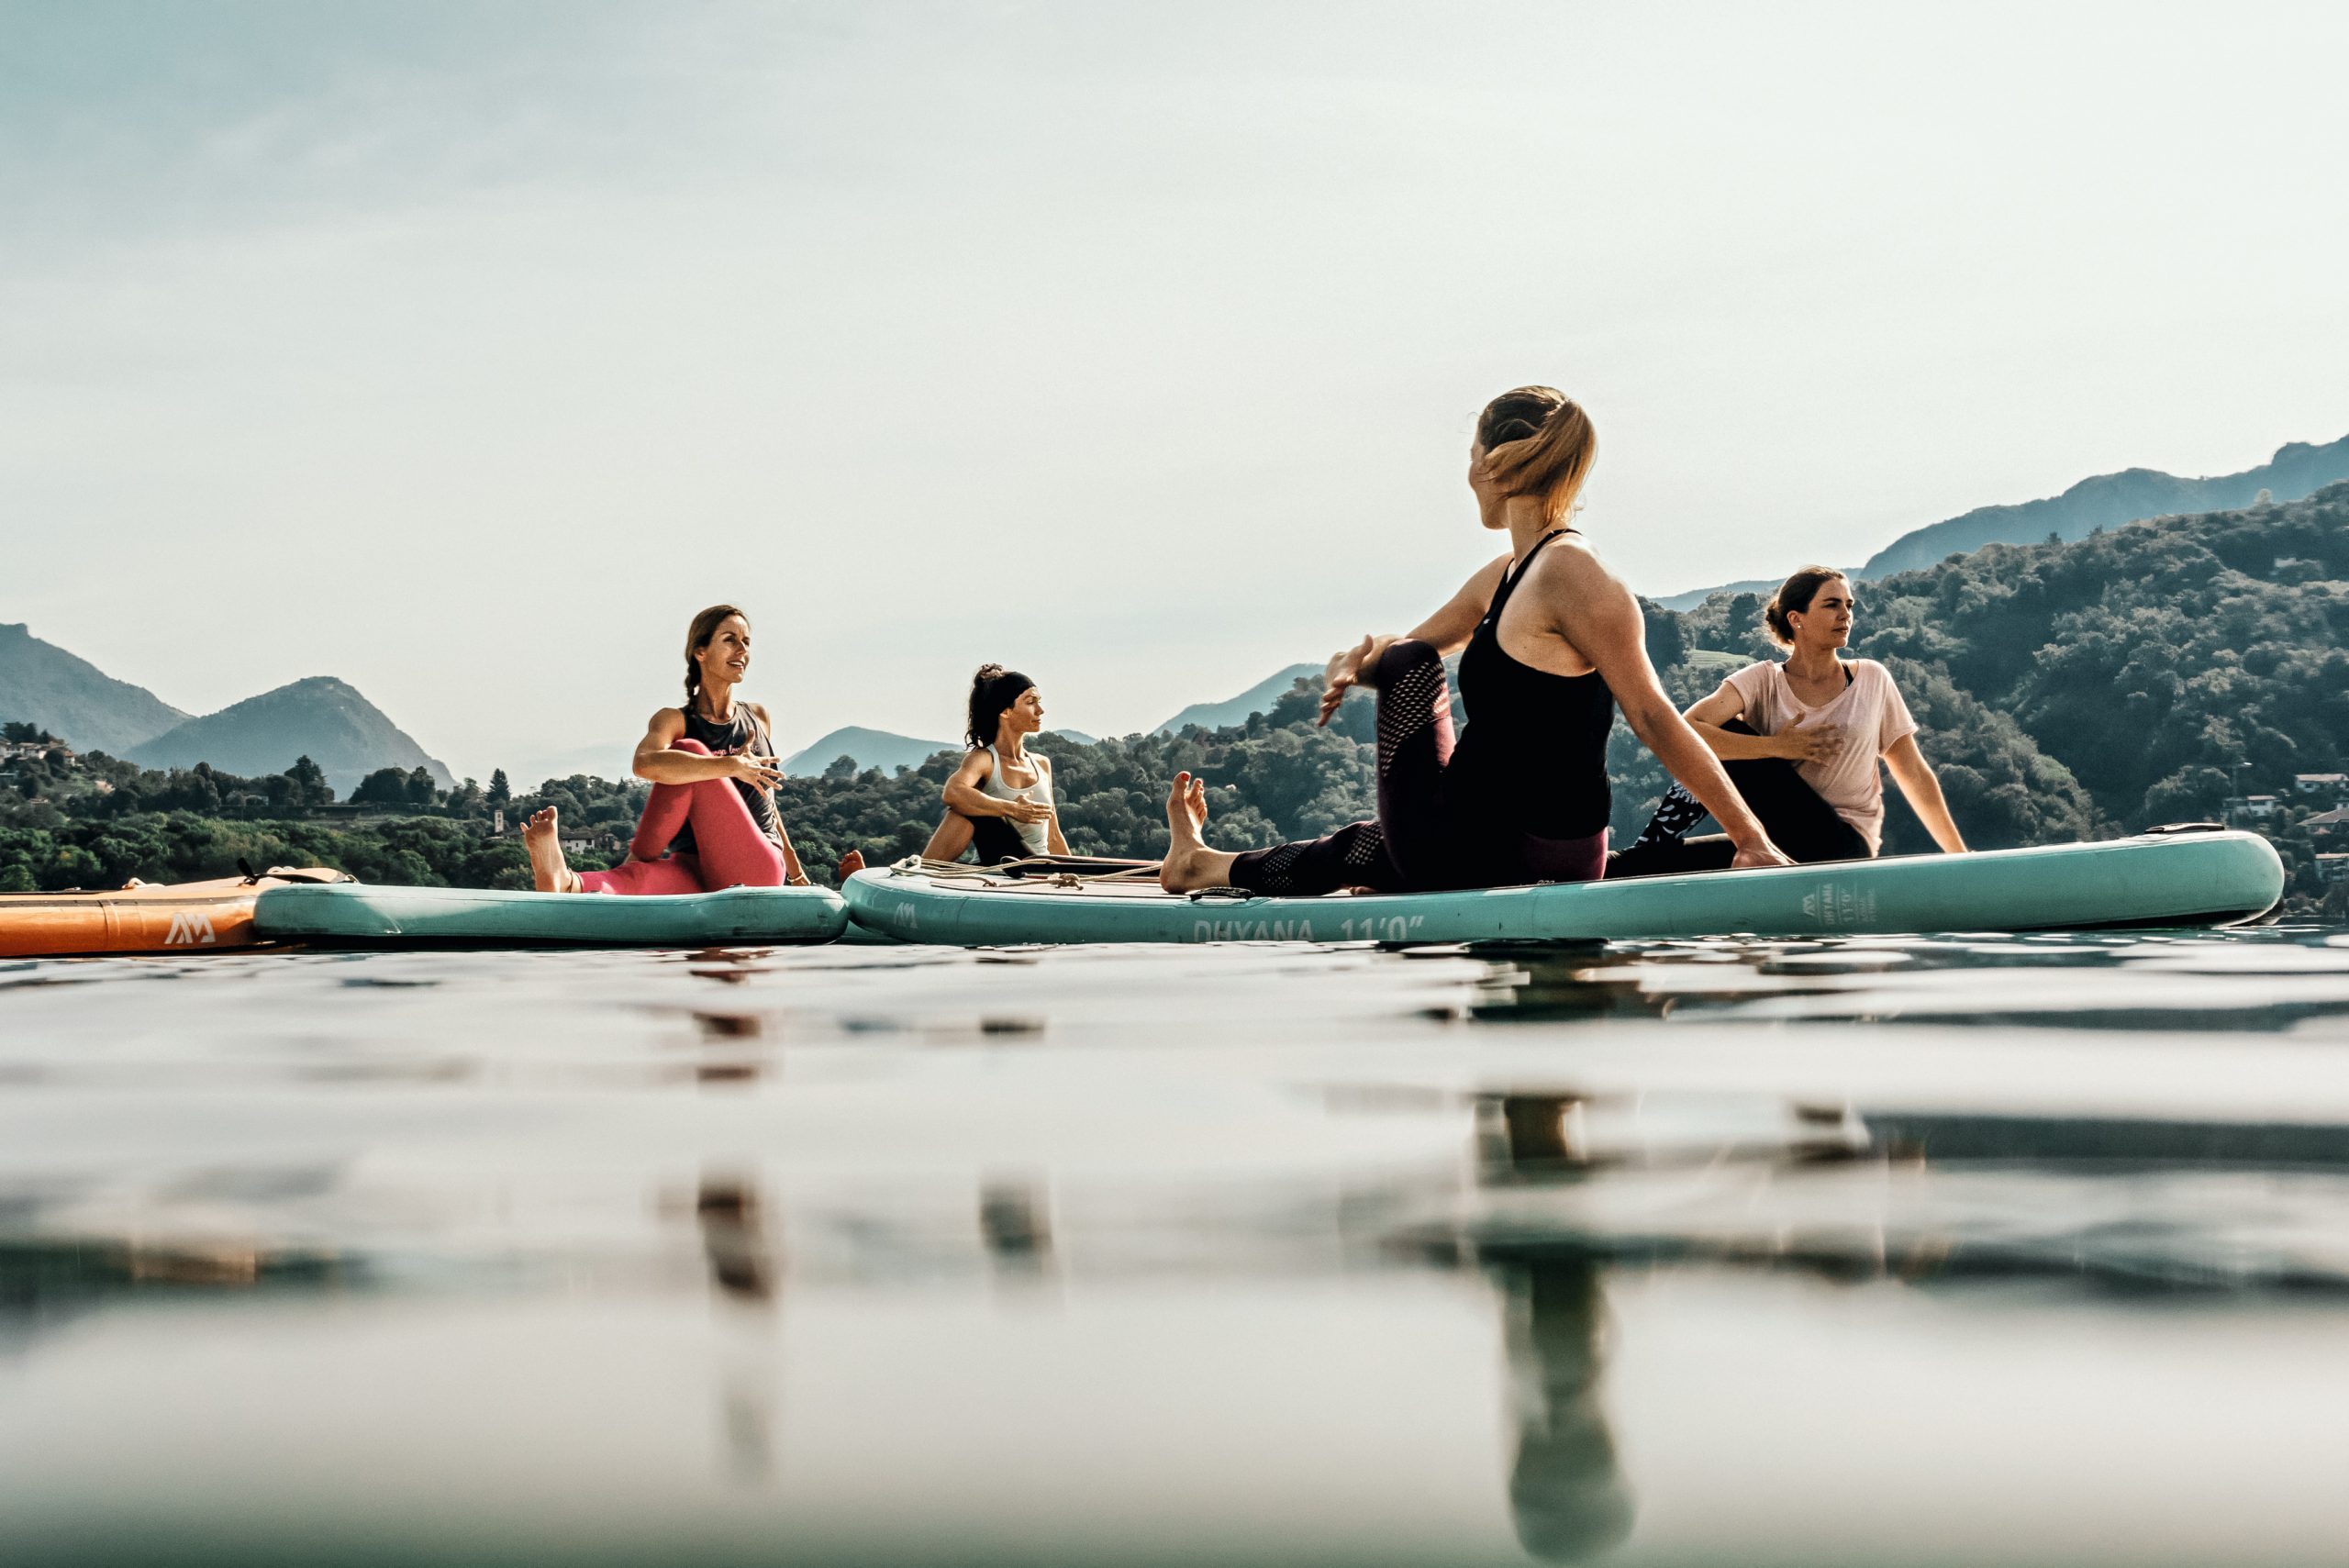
[969,816,1034,865]
[1226,640,1608,896]
[1606,721,1867,878]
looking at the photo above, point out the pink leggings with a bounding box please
[578,740,789,895]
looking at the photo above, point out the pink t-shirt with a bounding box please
[1721,658,1919,853]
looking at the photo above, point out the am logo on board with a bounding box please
[164,911,217,945]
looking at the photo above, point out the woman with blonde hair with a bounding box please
[1158,386,1793,895]
[522,604,813,894]
[1609,567,1966,875]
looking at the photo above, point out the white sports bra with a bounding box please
[980,743,1052,854]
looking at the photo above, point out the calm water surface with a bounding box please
[6,927,2349,1566]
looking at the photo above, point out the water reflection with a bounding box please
[696,1176,775,1304]
[979,1178,1054,1273]
[1460,929,2349,1033]
[0,1234,349,1359]
[1498,1259,1633,1562]
[3,931,2349,1563]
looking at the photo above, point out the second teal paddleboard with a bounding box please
[256,882,851,947]
[841,830,2282,946]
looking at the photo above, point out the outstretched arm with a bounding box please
[773,818,811,884]
[1883,735,1966,852]
[1041,760,1071,855]
[1406,557,1511,654]
[1319,557,1509,725]
[1563,567,1792,868]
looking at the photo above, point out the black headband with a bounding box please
[979,671,1035,713]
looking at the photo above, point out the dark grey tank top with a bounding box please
[668,702,784,856]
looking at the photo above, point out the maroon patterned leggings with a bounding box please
[1226,640,1606,896]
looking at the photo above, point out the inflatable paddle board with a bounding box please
[0,868,351,959]
[255,882,850,948]
[841,829,2284,946]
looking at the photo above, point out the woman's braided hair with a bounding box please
[682,604,748,717]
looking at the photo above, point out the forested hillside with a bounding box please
[6,484,2343,910]
[1857,435,2349,579]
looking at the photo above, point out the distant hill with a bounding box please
[504,740,635,791]
[1155,663,1320,735]
[0,622,190,754]
[1861,435,2349,578]
[1658,433,2349,606]
[128,676,456,795]
[781,726,955,777]
[1651,577,1782,614]
[514,725,1090,784]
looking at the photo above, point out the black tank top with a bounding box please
[667,702,785,857]
[1446,528,1616,840]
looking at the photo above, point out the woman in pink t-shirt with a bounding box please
[1609,568,1967,875]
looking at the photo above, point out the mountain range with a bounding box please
[1653,433,2349,609]
[0,624,452,795]
[777,670,1333,778]
[15,431,2345,787]
[782,726,956,777]
[128,676,455,795]
[0,622,191,754]
[1155,665,1322,736]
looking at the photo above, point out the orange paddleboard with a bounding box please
[0,869,349,958]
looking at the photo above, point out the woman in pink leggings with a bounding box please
[521,604,813,895]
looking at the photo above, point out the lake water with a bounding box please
[6,926,2349,1567]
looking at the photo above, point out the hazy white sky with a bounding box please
[5,0,2345,781]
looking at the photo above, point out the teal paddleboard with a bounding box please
[841,830,2283,946]
[255,882,850,948]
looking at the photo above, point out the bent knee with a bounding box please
[668,738,714,757]
[1367,637,1444,685]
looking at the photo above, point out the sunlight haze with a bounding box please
[5,0,2344,781]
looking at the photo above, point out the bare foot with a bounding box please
[1159,772,1241,893]
[837,849,866,880]
[522,806,582,894]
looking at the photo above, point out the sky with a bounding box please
[5,0,2346,783]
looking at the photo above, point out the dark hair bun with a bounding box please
[965,664,1037,751]
[1764,567,1846,648]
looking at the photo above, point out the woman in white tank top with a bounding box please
[925,664,1067,864]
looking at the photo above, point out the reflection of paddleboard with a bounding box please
[255,882,849,948]
[842,830,2284,946]
[0,869,349,958]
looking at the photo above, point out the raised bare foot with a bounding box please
[837,849,866,881]
[1159,772,1239,893]
[522,806,582,894]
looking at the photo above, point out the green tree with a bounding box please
[284,755,333,806]
[351,768,413,806]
